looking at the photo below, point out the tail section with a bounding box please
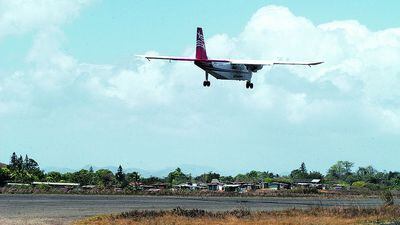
[196,27,208,60]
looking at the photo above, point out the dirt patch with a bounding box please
[0,217,72,225]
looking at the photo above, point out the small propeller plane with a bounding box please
[138,27,323,89]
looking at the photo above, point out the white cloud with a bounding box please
[0,0,91,39]
[0,0,92,115]
[1,4,400,134]
[201,5,400,128]
[86,61,173,108]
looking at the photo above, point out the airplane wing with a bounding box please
[230,59,323,66]
[136,55,230,63]
[137,55,323,66]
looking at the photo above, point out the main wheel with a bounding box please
[246,82,249,89]
[250,83,254,89]
[203,81,211,87]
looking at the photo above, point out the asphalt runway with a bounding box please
[0,194,393,224]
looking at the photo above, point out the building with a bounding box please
[7,183,30,186]
[208,179,224,191]
[154,183,168,189]
[234,182,257,192]
[32,182,80,188]
[262,182,291,190]
[293,179,323,189]
[173,183,207,190]
[129,181,143,188]
[223,184,240,192]
[174,183,193,190]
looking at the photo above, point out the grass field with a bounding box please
[75,206,400,225]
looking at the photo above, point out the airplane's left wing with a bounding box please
[136,55,230,63]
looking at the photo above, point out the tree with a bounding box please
[61,172,73,183]
[356,166,379,183]
[9,152,19,171]
[220,176,234,183]
[127,172,140,183]
[95,169,115,187]
[326,161,354,181]
[234,171,275,183]
[23,155,39,172]
[290,162,309,180]
[195,172,220,183]
[17,155,23,171]
[23,155,43,180]
[7,153,44,182]
[308,171,323,179]
[0,167,11,186]
[141,176,164,185]
[115,165,127,188]
[71,169,93,185]
[46,171,62,182]
[167,168,190,185]
[300,162,307,174]
[9,153,23,172]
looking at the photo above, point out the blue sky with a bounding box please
[1,1,400,175]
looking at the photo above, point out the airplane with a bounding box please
[137,27,323,89]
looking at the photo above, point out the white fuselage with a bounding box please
[195,61,253,81]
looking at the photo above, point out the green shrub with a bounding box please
[380,190,394,206]
[352,181,367,188]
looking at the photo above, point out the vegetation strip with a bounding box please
[1,152,400,198]
[75,206,400,225]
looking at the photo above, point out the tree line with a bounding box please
[1,152,400,190]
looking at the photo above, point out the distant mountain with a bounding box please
[0,162,6,168]
[42,166,76,173]
[42,164,220,177]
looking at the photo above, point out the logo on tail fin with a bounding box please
[196,32,205,49]
[196,27,208,60]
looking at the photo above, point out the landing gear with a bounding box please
[246,81,254,89]
[203,80,210,87]
[203,72,210,87]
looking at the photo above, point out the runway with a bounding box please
[0,194,392,224]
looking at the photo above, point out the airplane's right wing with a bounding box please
[230,59,323,66]
[272,61,324,66]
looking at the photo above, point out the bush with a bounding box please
[292,187,319,194]
[380,191,394,206]
[352,181,367,188]
[37,184,51,191]
[365,183,384,191]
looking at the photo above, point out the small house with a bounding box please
[262,182,291,190]
[223,184,240,192]
[293,179,323,189]
[208,179,224,191]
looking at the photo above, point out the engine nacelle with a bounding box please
[246,64,263,72]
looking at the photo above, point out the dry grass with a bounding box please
[74,206,400,225]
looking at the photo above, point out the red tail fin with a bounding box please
[196,27,208,60]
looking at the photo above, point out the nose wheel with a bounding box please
[246,81,254,89]
[203,81,211,87]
